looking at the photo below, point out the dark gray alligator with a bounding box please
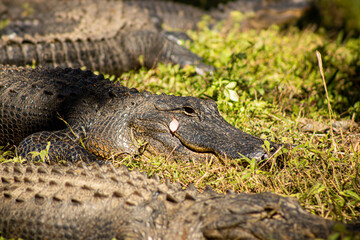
[1,162,358,240]
[0,65,278,163]
[0,0,215,76]
[0,0,313,32]
[0,0,312,75]
[125,0,313,31]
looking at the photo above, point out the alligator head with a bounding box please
[127,93,278,162]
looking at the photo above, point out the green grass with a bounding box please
[1,16,360,232]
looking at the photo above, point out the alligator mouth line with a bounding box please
[166,118,237,160]
[170,130,215,153]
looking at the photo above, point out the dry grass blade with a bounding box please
[316,50,336,151]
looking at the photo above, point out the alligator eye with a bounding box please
[183,106,195,115]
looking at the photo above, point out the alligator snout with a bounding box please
[172,116,277,161]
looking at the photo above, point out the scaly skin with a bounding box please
[0,65,277,163]
[1,162,358,240]
[0,0,214,76]
[125,0,313,31]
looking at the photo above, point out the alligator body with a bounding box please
[0,0,214,76]
[0,65,277,162]
[0,0,311,75]
[1,162,358,240]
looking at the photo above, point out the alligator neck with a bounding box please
[81,90,153,159]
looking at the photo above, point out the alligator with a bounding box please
[0,0,312,75]
[0,0,215,76]
[1,161,358,240]
[0,65,278,163]
[125,0,313,31]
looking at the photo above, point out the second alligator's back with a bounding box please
[1,162,353,240]
[0,0,213,76]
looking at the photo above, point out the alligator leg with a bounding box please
[16,130,100,164]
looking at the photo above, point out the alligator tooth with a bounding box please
[169,117,179,133]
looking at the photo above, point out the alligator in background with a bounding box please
[125,0,313,31]
[0,0,215,76]
[1,161,359,240]
[0,0,312,75]
[0,65,278,163]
